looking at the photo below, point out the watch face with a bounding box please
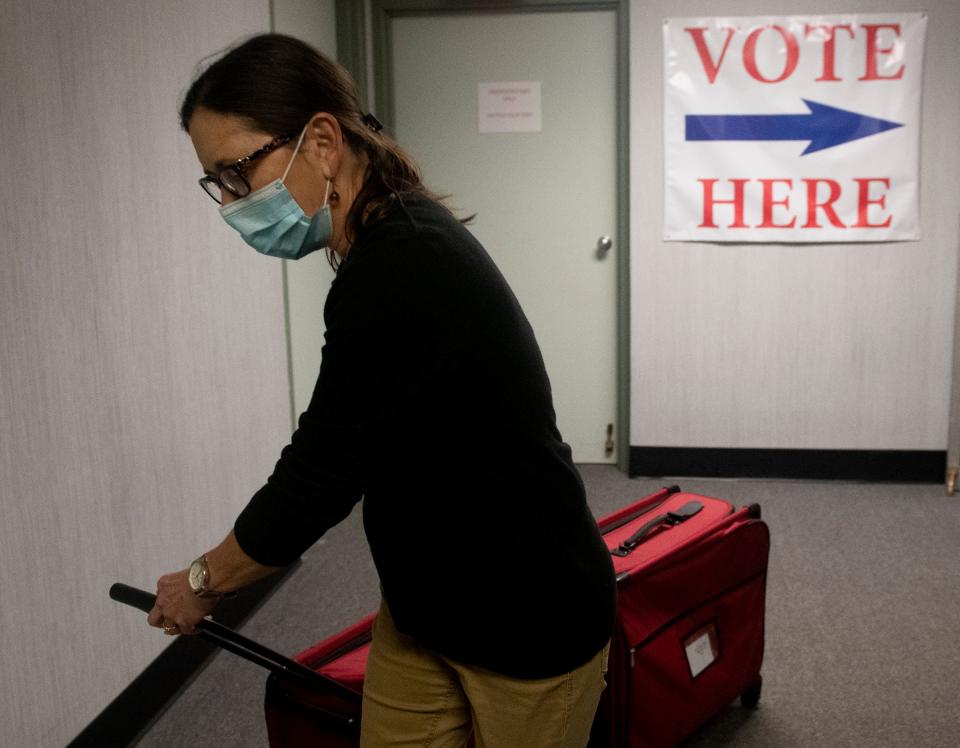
[189,559,206,591]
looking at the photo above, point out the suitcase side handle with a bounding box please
[109,582,362,705]
[610,501,704,557]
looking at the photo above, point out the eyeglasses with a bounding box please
[198,134,294,204]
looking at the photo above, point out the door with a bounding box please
[382,7,620,463]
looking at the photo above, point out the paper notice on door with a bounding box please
[683,622,720,679]
[478,81,542,133]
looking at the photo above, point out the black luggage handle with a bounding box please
[598,485,681,536]
[610,501,704,557]
[109,582,361,704]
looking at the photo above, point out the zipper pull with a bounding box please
[629,647,636,668]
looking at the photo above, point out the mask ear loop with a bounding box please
[281,125,333,209]
[281,126,309,184]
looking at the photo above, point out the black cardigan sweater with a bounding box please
[234,191,617,679]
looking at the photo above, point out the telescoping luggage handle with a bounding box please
[610,501,704,557]
[109,582,362,710]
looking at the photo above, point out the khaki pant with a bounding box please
[359,598,609,748]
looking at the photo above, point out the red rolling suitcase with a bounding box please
[109,582,372,746]
[591,485,769,747]
[110,485,767,748]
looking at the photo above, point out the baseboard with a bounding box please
[629,447,945,483]
[69,560,301,748]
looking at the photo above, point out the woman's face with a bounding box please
[187,106,331,217]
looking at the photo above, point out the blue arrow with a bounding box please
[685,99,903,155]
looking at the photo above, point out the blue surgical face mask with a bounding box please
[218,126,333,260]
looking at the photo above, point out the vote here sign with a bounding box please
[663,14,926,242]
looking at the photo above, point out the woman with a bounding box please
[147,33,616,747]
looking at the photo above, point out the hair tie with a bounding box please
[362,112,384,133]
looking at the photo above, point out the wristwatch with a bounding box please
[188,554,223,598]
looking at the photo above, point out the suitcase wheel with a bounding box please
[740,676,762,709]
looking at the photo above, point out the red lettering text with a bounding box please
[853,178,892,227]
[803,179,846,228]
[684,26,737,84]
[694,178,894,230]
[804,24,855,82]
[698,178,749,228]
[683,23,909,84]
[758,179,796,228]
[859,24,905,81]
[743,26,800,83]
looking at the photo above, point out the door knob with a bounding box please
[596,235,613,259]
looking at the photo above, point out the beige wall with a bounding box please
[0,2,290,744]
[272,0,340,422]
[630,0,960,450]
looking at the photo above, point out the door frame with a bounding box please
[337,0,631,472]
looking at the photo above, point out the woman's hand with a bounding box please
[145,530,282,636]
[147,569,220,636]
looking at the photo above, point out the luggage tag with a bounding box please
[682,620,720,679]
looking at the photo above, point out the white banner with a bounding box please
[663,13,926,242]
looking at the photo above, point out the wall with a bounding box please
[273,0,340,421]
[0,2,289,745]
[274,0,337,54]
[630,0,960,451]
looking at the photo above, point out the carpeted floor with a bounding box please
[132,467,960,747]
